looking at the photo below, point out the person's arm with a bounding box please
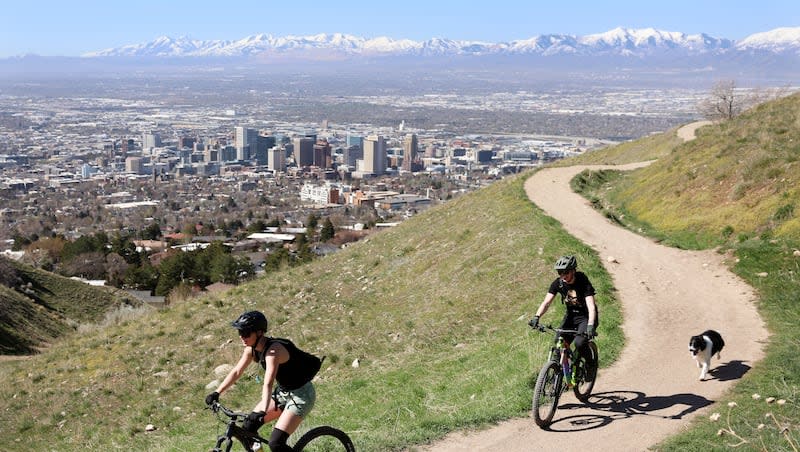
[536,292,556,318]
[586,294,596,327]
[254,342,289,412]
[215,347,253,395]
[530,291,556,327]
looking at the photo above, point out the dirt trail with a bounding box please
[418,123,768,451]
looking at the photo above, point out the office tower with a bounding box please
[255,135,276,166]
[143,132,161,150]
[292,137,315,167]
[205,145,220,163]
[313,139,332,168]
[235,126,258,161]
[402,133,418,171]
[362,135,387,175]
[221,145,237,162]
[126,156,144,174]
[120,138,135,154]
[179,136,197,150]
[343,145,363,168]
[268,147,286,172]
[346,133,363,149]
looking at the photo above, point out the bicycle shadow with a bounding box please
[545,390,714,432]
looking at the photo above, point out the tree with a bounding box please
[698,80,743,121]
[124,261,158,291]
[306,213,319,230]
[141,222,162,240]
[61,251,107,279]
[320,218,335,242]
[105,252,129,287]
[155,251,195,296]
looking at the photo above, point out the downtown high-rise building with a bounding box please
[268,147,286,172]
[313,139,332,168]
[235,126,258,161]
[361,135,387,176]
[402,133,418,172]
[292,137,315,167]
[142,132,161,150]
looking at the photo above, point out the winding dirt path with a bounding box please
[418,124,767,451]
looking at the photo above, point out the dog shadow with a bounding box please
[710,360,751,382]
[548,390,714,432]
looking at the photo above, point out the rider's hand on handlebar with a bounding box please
[205,391,219,407]
[586,325,596,338]
[528,316,540,329]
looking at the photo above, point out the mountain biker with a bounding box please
[529,255,598,383]
[205,310,322,452]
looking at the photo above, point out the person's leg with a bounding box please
[572,318,590,362]
[268,412,303,451]
[267,426,294,452]
[269,383,316,452]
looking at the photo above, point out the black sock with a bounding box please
[268,428,293,452]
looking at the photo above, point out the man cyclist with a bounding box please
[205,310,321,452]
[529,255,598,385]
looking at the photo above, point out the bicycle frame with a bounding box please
[531,324,598,428]
[210,402,269,452]
[208,401,356,452]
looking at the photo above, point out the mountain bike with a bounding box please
[208,401,355,451]
[530,324,598,428]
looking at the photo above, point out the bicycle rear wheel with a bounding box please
[532,361,562,428]
[294,425,355,451]
[573,342,598,402]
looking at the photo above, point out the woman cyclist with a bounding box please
[205,311,321,452]
[529,255,598,384]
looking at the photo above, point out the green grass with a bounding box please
[569,94,800,450]
[0,174,625,451]
[0,258,142,354]
[3,92,799,452]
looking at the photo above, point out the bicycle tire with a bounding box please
[294,425,355,451]
[532,361,562,428]
[573,342,598,402]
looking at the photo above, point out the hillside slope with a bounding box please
[0,256,143,354]
[611,92,800,242]
[0,174,625,450]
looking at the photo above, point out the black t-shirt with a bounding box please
[548,271,596,318]
[252,337,322,390]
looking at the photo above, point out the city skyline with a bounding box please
[2,0,798,58]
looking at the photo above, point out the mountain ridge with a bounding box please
[77,27,798,58]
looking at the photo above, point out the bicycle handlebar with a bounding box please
[531,324,592,338]
[208,401,246,420]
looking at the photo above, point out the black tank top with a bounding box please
[252,337,321,390]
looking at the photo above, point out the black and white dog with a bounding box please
[688,330,725,380]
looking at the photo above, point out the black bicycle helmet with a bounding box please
[231,310,268,334]
[554,255,577,271]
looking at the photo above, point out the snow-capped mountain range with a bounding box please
[82,27,800,58]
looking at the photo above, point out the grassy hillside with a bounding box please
[571,93,800,451]
[603,92,800,246]
[0,174,624,451]
[557,126,685,166]
[0,257,143,355]
[3,93,797,451]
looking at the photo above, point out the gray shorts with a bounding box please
[274,381,316,417]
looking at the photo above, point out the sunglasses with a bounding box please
[557,269,572,276]
[238,329,254,338]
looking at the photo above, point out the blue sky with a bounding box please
[2,0,798,57]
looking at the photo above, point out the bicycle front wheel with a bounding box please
[294,425,355,451]
[532,361,562,428]
[573,342,598,402]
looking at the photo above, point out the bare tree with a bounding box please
[698,80,741,121]
[698,81,794,122]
